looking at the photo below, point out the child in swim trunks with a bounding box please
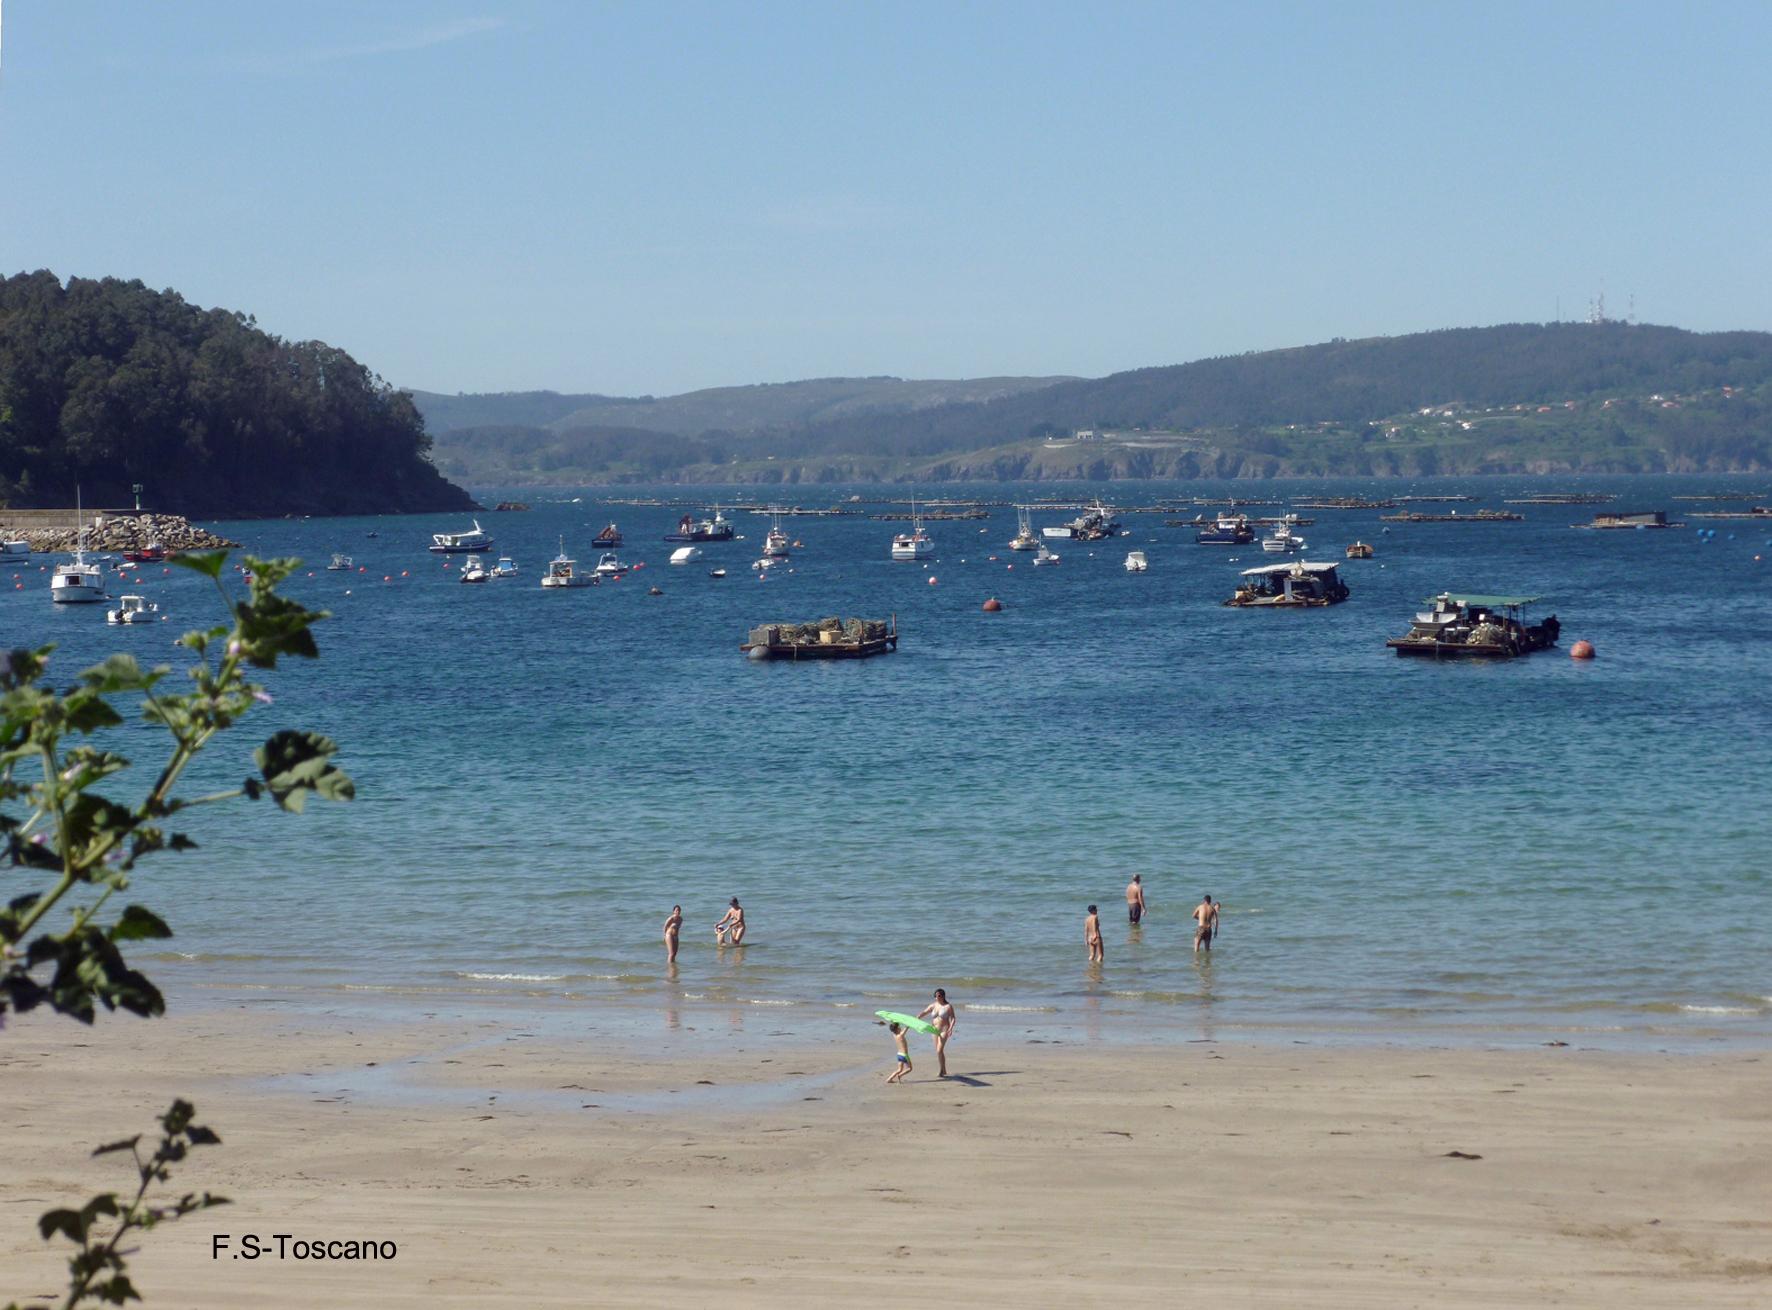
[885,1022,912,1083]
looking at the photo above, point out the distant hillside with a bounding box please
[412,375,1076,439]
[425,323,1772,484]
[0,271,475,515]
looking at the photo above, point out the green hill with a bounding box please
[423,323,1772,484]
[0,271,475,515]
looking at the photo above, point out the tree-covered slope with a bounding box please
[0,271,475,515]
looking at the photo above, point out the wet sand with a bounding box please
[3,1002,1769,1307]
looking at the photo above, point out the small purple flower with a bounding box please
[30,832,49,846]
[227,640,243,658]
[252,690,274,705]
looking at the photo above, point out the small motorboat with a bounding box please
[106,594,160,624]
[489,556,519,577]
[592,523,623,548]
[459,554,489,583]
[1033,542,1061,567]
[1,539,29,556]
[1346,541,1374,559]
[327,553,353,571]
[752,556,783,572]
[1261,515,1307,554]
[669,545,704,565]
[593,552,627,579]
[541,538,594,588]
[1124,550,1149,573]
[122,542,168,564]
[708,567,728,578]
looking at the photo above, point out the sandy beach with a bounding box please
[3,999,1768,1308]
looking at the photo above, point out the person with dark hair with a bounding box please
[917,988,957,1077]
[714,897,745,946]
[1193,894,1216,953]
[1085,904,1104,962]
[663,905,683,962]
[884,1022,912,1084]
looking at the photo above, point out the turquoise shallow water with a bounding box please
[5,474,1769,1048]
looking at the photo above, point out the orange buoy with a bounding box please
[982,597,1003,612]
[1570,640,1595,660]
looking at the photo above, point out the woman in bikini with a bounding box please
[916,987,957,1077]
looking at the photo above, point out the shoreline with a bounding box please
[5,1000,1770,1307]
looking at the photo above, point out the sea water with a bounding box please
[4,475,1768,1048]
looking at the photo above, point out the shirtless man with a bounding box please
[713,897,745,946]
[1192,893,1217,953]
[916,988,956,1078]
[1126,874,1148,926]
[663,905,683,962]
[1085,904,1104,962]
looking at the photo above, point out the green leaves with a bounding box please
[108,906,172,944]
[253,730,354,812]
[167,549,227,579]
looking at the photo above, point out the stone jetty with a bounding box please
[0,511,239,553]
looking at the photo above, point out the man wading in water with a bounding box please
[1126,874,1148,926]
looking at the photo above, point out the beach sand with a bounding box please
[3,1003,1768,1307]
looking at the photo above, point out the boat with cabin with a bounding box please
[1225,560,1349,607]
[593,552,628,579]
[51,497,107,604]
[541,539,594,588]
[592,523,623,548]
[1009,506,1040,551]
[1124,550,1148,573]
[1196,513,1255,545]
[1033,541,1061,566]
[1386,592,1560,659]
[891,500,935,560]
[1575,510,1683,530]
[1345,541,1374,559]
[1042,500,1123,541]
[489,556,519,577]
[664,508,735,542]
[106,594,160,625]
[429,519,494,553]
[122,542,169,564]
[670,545,704,565]
[1,539,28,557]
[1260,515,1307,554]
[459,555,488,583]
[327,553,354,571]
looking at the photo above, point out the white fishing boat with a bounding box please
[106,594,160,625]
[1261,515,1307,554]
[459,554,489,583]
[669,545,704,565]
[489,556,519,577]
[1124,550,1149,572]
[51,494,108,604]
[751,555,784,572]
[326,553,353,571]
[593,552,628,579]
[763,512,791,558]
[428,519,493,553]
[540,539,593,588]
[1009,505,1040,551]
[1033,541,1061,567]
[3,539,32,556]
[890,498,935,560]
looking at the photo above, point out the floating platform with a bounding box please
[1379,509,1522,523]
[743,616,898,660]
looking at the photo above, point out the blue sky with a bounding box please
[2,2,1768,395]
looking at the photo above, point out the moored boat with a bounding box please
[429,519,494,553]
[592,523,623,548]
[1,539,29,556]
[1260,515,1307,553]
[459,554,489,583]
[742,615,898,660]
[106,594,160,624]
[489,556,519,577]
[664,508,736,542]
[1196,513,1255,545]
[1386,592,1560,659]
[669,545,704,565]
[51,497,107,604]
[593,552,628,579]
[327,552,354,571]
[763,512,791,558]
[1033,541,1061,566]
[890,499,935,560]
[1345,541,1374,559]
[1009,506,1040,551]
[540,538,594,588]
[1225,560,1349,607]
[1124,550,1148,573]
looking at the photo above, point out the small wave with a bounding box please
[454,971,566,983]
[746,999,794,1007]
[1678,1004,1759,1015]
[961,1003,1060,1013]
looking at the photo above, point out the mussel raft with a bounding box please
[742,616,898,660]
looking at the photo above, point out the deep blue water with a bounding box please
[5,474,1769,1047]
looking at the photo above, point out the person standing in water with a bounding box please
[663,905,683,962]
[1193,893,1217,953]
[713,897,746,946]
[917,988,957,1078]
[1085,904,1105,962]
[1126,875,1148,926]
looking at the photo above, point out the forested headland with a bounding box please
[0,272,475,515]
[421,323,1772,484]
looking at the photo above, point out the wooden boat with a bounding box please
[742,616,898,660]
[1386,593,1559,659]
[1345,541,1374,559]
[592,523,623,548]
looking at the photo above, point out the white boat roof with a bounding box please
[1240,560,1341,576]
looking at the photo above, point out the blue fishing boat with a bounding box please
[1196,512,1255,545]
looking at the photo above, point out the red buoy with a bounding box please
[1570,640,1595,660]
[982,597,1003,612]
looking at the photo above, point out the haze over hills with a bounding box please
[419,323,1772,485]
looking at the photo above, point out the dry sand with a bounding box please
[3,1002,1768,1308]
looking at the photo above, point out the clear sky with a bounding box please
[2,1,1768,396]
